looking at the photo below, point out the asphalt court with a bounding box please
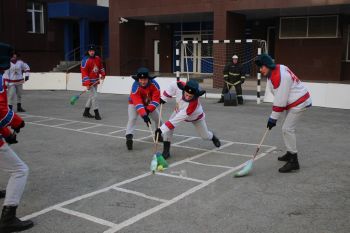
[14,112,275,233]
[1,90,349,233]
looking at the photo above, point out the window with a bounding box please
[279,15,338,39]
[26,1,45,34]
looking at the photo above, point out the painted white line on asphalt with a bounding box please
[30,118,54,123]
[112,187,168,203]
[172,137,195,146]
[135,135,152,141]
[186,161,233,169]
[76,124,102,131]
[27,122,257,158]
[213,150,254,158]
[52,121,78,127]
[56,207,118,228]
[155,172,205,183]
[104,146,277,233]
[108,129,125,135]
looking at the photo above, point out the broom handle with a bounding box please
[79,79,101,97]
[154,103,163,152]
[252,128,269,160]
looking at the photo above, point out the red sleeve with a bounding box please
[81,57,91,87]
[8,113,24,128]
[0,127,11,138]
[98,57,106,77]
[130,85,147,116]
[186,99,198,116]
[146,84,160,113]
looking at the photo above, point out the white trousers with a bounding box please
[282,108,307,153]
[163,112,213,142]
[0,144,29,206]
[7,84,23,105]
[126,104,162,135]
[85,86,99,110]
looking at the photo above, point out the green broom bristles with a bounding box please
[70,95,79,105]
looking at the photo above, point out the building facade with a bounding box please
[0,0,108,72]
[108,0,350,87]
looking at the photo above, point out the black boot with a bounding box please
[162,141,171,160]
[278,151,293,161]
[94,109,102,120]
[0,206,34,232]
[237,97,244,105]
[126,134,133,150]
[212,134,221,147]
[279,153,300,173]
[17,103,26,112]
[0,190,5,199]
[8,105,12,110]
[83,108,94,118]
[217,96,224,103]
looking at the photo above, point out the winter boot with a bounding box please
[0,206,34,232]
[8,105,12,110]
[237,97,244,105]
[278,151,293,162]
[83,108,94,118]
[94,109,101,120]
[0,190,5,199]
[126,134,133,150]
[279,153,300,173]
[217,96,224,103]
[212,135,221,147]
[17,103,26,112]
[162,141,171,160]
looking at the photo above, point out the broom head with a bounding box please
[70,95,79,105]
[234,159,254,177]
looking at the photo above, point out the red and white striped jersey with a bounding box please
[268,64,312,120]
[160,81,205,133]
[3,60,30,85]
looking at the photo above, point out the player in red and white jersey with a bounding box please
[255,54,312,173]
[3,51,30,112]
[155,80,221,159]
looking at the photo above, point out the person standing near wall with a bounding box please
[255,54,312,173]
[218,55,245,105]
[81,45,105,120]
[0,43,34,232]
[3,51,30,112]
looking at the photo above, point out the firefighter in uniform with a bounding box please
[218,55,245,105]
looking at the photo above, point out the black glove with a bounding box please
[5,133,18,144]
[241,77,245,84]
[25,76,29,81]
[267,118,277,130]
[12,120,25,133]
[155,128,162,140]
[142,115,151,127]
[160,98,166,105]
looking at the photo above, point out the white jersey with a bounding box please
[160,81,205,133]
[269,64,312,120]
[3,60,30,85]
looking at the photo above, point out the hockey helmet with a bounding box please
[0,43,13,70]
[255,54,276,69]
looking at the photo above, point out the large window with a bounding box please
[280,15,338,39]
[26,1,45,34]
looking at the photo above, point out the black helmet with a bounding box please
[0,43,13,70]
[132,67,156,80]
[87,44,96,51]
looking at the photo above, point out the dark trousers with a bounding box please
[221,81,243,104]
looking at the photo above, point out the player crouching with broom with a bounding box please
[155,80,221,159]
[255,54,312,173]
[125,67,163,150]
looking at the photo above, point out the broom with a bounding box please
[234,128,269,178]
[70,79,101,105]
